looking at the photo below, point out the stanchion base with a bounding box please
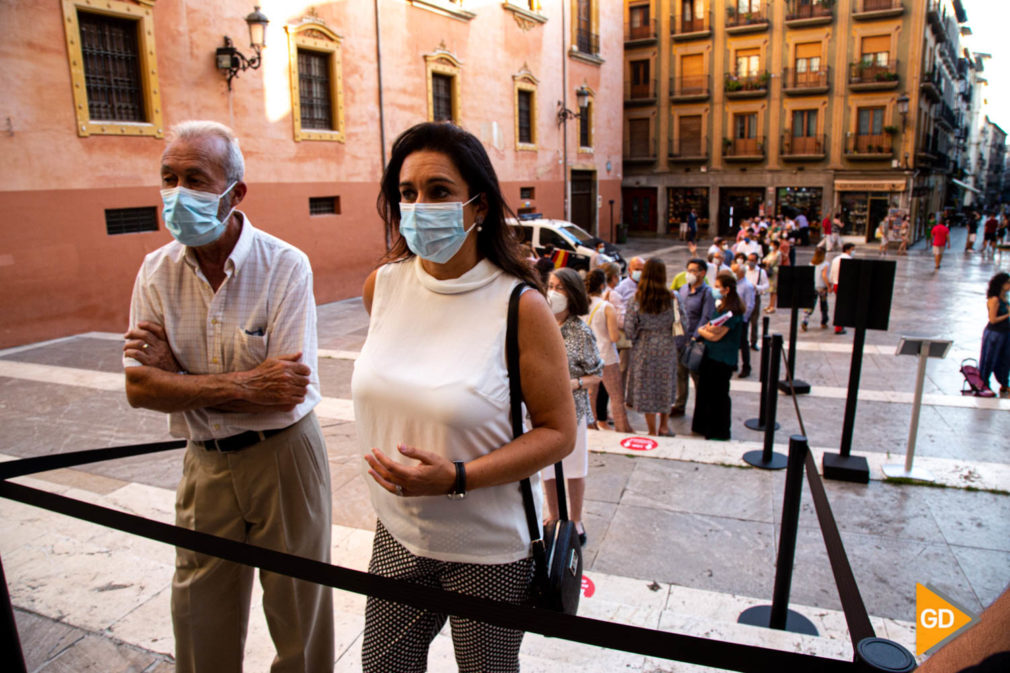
[777,379,811,395]
[822,453,870,483]
[744,418,780,432]
[742,449,788,470]
[855,637,916,672]
[882,464,935,482]
[737,605,819,636]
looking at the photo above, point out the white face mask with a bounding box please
[685,272,698,286]
[631,269,642,283]
[548,290,568,315]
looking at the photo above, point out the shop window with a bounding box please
[667,187,709,232]
[61,0,164,138]
[287,20,345,142]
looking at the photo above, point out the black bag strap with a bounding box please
[508,285,568,556]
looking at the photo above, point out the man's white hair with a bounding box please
[167,120,245,183]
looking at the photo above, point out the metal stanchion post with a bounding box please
[745,333,780,432]
[743,334,787,469]
[738,436,817,634]
[1,554,27,673]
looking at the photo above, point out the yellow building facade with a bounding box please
[621,0,947,243]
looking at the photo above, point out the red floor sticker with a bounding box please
[620,436,658,451]
[581,575,595,598]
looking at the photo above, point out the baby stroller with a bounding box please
[959,358,996,397]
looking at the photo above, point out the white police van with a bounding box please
[508,215,627,274]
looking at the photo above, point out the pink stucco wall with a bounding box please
[0,0,623,348]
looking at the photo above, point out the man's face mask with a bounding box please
[161,182,236,247]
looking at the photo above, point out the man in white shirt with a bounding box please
[829,242,856,335]
[745,252,769,349]
[122,121,333,673]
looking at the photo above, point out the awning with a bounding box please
[950,178,983,195]
[834,180,906,192]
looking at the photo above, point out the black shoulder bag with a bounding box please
[508,283,584,615]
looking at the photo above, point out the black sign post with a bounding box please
[775,266,816,395]
[822,258,896,483]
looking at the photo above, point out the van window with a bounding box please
[540,228,575,251]
[514,224,534,244]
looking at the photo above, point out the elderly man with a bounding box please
[614,256,645,384]
[122,121,333,673]
[672,259,716,416]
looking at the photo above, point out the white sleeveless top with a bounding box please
[351,257,541,564]
[585,296,619,366]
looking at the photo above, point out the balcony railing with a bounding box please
[785,0,833,24]
[781,133,827,158]
[668,137,708,161]
[625,19,657,42]
[625,78,657,102]
[782,66,830,92]
[671,11,711,38]
[724,72,769,98]
[847,133,894,157]
[853,0,904,19]
[723,136,765,159]
[670,74,710,99]
[726,5,769,32]
[936,101,957,130]
[849,60,899,89]
[575,28,600,56]
[624,137,657,162]
[920,69,941,102]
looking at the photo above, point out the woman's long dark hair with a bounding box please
[635,257,671,314]
[377,122,542,291]
[715,270,745,317]
[987,272,1010,298]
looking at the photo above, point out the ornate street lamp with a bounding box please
[216,6,270,90]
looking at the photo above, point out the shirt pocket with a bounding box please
[234,327,268,371]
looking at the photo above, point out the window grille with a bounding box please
[105,207,158,235]
[309,196,340,215]
[432,74,453,121]
[518,91,533,143]
[298,49,333,130]
[78,12,145,122]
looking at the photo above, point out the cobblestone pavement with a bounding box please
[1,229,1008,672]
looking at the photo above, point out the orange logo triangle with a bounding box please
[916,583,976,655]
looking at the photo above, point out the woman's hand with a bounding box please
[364,444,457,497]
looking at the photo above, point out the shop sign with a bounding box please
[834,180,906,192]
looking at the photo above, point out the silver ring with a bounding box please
[394,484,403,497]
[142,343,149,349]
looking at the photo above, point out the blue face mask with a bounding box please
[712,288,724,301]
[161,182,236,247]
[399,194,480,264]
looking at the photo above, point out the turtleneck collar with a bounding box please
[414,256,503,295]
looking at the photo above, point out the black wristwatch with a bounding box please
[447,461,466,500]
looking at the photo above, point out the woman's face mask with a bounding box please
[399,194,480,264]
[161,182,236,247]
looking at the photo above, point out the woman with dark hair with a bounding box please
[544,267,602,545]
[692,270,746,440]
[352,122,575,672]
[625,257,680,436]
[979,271,1010,395]
[584,268,633,433]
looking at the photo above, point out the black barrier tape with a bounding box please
[0,440,187,480]
[0,465,855,672]
[804,451,876,646]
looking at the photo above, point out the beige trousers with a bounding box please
[172,412,334,673]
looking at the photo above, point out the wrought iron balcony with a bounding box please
[669,74,710,101]
[782,66,830,94]
[625,78,657,104]
[624,136,657,163]
[846,133,895,159]
[671,11,711,40]
[849,60,899,90]
[785,0,834,27]
[920,69,941,103]
[853,0,904,20]
[723,136,766,161]
[625,18,657,43]
[724,72,770,98]
[726,5,769,34]
[781,133,827,160]
[668,137,709,162]
[575,28,599,56]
